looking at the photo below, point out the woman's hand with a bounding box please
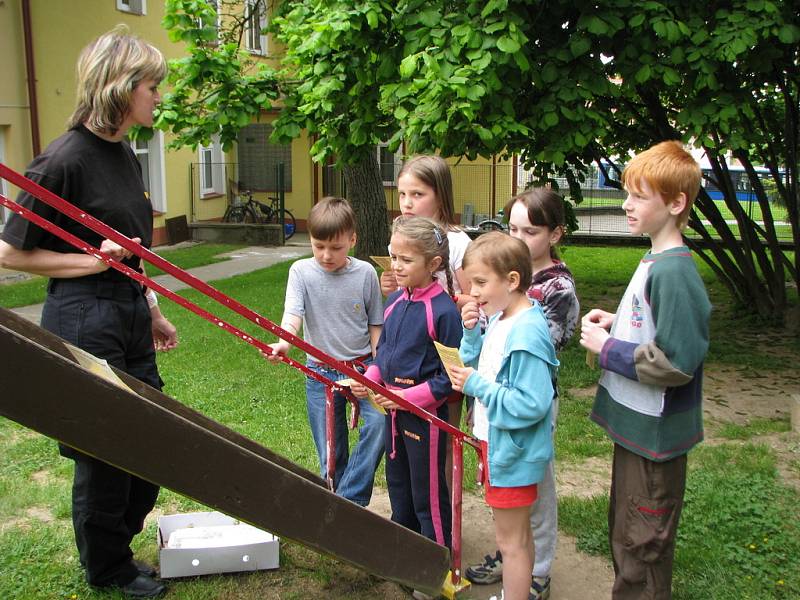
[151,314,178,351]
[581,308,615,331]
[448,365,474,392]
[96,237,141,271]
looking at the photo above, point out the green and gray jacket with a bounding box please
[591,246,711,462]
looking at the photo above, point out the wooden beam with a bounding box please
[0,308,450,594]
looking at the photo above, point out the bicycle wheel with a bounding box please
[477,219,505,232]
[281,209,296,239]
[224,206,245,223]
[242,205,260,223]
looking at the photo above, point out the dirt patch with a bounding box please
[0,506,56,533]
[367,487,613,599]
[556,457,610,499]
[703,364,798,425]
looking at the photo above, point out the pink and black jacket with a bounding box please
[365,281,462,412]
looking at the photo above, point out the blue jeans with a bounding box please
[305,360,385,506]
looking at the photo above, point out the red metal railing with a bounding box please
[0,162,480,590]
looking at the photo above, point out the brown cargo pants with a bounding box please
[608,443,687,600]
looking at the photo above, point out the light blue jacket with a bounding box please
[460,302,559,487]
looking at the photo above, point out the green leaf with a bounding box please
[569,37,591,57]
[497,36,521,54]
[543,112,559,127]
[629,14,646,28]
[399,54,418,78]
[587,16,609,35]
[778,24,800,44]
[634,63,651,83]
[366,9,378,29]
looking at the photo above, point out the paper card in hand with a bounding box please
[434,341,464,385]
[369,256,392,271]
[337,378,387,415]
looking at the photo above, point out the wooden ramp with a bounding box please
[0,307,450,595]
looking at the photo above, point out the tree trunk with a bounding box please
[343,153,390,260]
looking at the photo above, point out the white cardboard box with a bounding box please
[157,511,279,578]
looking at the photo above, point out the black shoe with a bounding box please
[133,559,157,578]
[118,574,166,598]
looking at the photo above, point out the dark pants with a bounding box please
[385,405,451,549]
[609,443,687,600]
[42,278,162,587]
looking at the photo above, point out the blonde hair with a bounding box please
[391,215,454,296]
[463,232,532,292]
[67,25,167,135]
[308,196,356,240]
[504,187,566,260]
[398,155,458,229]
[622,141,702,230]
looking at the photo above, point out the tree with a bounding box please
[380,0,799,321]
[158,0,400,257]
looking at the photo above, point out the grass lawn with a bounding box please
[1,243,798,599]
[0,243,245,309]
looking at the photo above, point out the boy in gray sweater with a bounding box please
[267,197,385,506]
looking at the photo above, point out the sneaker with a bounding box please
[529,575,551,600]
[465,550,503,584]
[411,590,437,600]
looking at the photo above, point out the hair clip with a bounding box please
[433,226,443,245]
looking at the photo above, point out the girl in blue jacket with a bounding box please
[449,232,558,600]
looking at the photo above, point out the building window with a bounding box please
[237,124,292,192]
[199,137,226,196]
[245,0,267,56]
[130,131,167,213]
[116,0,146,16]
[377,143,401,187]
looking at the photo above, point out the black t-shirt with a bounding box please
[1,125,153,277]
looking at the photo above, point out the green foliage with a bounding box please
[271,0,401,165]
[158,1,280,150]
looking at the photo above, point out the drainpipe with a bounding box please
[21,0,41,157]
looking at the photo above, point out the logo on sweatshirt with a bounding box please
[394,376,415,385]
[630,294,644,328]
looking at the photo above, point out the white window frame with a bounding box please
[116,0,146,16]
[199,136,226,197]
[130,131,167,213]
[377,143,401,187]
[0,129,7,228]
[245,0,268,56]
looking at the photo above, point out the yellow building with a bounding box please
[0,1,515,243]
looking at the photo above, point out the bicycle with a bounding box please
[223,188,296,240]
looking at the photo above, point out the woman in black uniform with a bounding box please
[0,26,176,598]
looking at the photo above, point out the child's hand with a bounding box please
[461,301,480,330]
[582,308,615,331]
[448,365,474,392]
[579,323,610,355]
[349,381,369,398]
[380,269,398,296]
[375,389,403,410]
[262,341,289,362]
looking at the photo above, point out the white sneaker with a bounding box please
[411,590,436,600]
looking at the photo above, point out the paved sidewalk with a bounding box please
[8,239,311,323]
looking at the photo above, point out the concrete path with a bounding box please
[7,239,311,323]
